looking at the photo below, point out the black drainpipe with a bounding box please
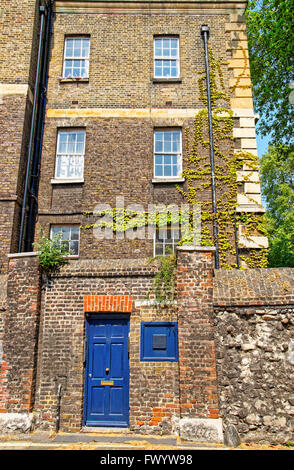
[18,1,54,253]
[200,25,220,269]
[25,0,54,251]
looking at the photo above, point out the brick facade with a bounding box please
[0,0,40,272]
[34,0,266,266]
[1,0,289,445]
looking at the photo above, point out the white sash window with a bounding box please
[55,130,85,180]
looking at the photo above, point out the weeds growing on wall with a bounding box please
[34,233,72,273]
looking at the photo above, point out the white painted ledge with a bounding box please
[8,252,39,258]
[51,178,84,184]
[152,177,185,183]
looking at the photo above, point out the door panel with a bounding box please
[84,316,129,427]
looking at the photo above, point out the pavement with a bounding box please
[0,430,232,451]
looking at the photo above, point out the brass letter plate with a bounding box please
[101,380,114,386]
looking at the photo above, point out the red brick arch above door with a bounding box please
[84,295,133,314]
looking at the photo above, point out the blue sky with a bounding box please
[256,132,271,159]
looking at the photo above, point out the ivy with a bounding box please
[177,48,268,268]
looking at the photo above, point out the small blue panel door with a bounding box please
[84,316,129,427]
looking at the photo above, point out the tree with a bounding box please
[246,0,294,143]
[260,144,294,266]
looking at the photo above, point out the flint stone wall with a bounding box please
[214,268,294,444]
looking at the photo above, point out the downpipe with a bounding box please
[18,6,46,253]
[200,25,220,269]
[56,384,62,432]
[25,0,54,251]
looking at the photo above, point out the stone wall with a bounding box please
[214,268,294,444]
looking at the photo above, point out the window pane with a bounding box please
[155,154,162,164]
[164,154,171,165]
[172,165,178,176]
[51,226,63,237]
[171,38,178,49]
[82,39,90,58]
[65,39,73,57]
[70,240,79,255]
[172,139,180,153]
[155,140,163,152]
[171,65,177,77]
[155,243,164,256]
[61,226,70,240]
[67,133,76,153]
[73,39,82,57]
[155,165,163,177]
[71,227,80,240]
[163,38,170,51]
[154,39,162,57]
[163,65,170,77]
[164,165,171,177]
[155,131,163,142]
[164,139,171,152]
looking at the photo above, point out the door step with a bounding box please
[81,427,130,434]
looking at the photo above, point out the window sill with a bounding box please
[152,177,185,184]
[152,78,182,84]
[59,77,89,83]
[51,178,84,184]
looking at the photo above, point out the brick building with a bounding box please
[1,0,292,445]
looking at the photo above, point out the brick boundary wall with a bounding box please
[0,251,293,443]
[1,254,41,413]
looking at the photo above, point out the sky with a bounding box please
[256,132,271,159]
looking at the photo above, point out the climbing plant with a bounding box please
[176,48,268,268]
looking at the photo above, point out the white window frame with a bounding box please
[153,129,182,179]
[154,36,180,79]
[153,225,181,257]
[50,225,80,257]
[55,129,85,180]
[62,37,90,79]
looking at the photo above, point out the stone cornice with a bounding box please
[56,0,247,14]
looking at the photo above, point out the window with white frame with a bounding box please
[50,226,80,256]
[154,37,180,79]
[154,225,181,256]
[55,129,85,180]
[154,129,182,178]
[63,37,90,79]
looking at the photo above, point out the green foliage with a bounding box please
[177,48,268,268]
[153,252,177,303]
[260,143,294,266]
[246,0,294,143]
[33,233,72,272]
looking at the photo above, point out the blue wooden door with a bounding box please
[84,316,129,427]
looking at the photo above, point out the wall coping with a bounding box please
[177,246,216,252]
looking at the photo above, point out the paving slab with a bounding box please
[52,433,178,446]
